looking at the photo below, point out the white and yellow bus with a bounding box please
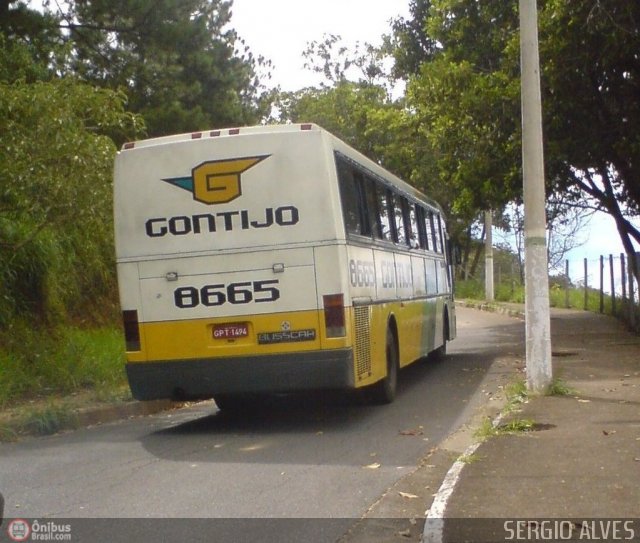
[114,123,456,407]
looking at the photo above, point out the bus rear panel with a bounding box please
[113,124,455,403]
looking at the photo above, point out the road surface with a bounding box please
[0,307,523,542]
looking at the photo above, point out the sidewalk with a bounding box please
[436,305,640,542]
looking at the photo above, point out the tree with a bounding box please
[0,0,63,77]
[389,0,640,283]
[275,35,418,182]
[538,0,640,281]
[2,0,272,137]
[0,39,144,323]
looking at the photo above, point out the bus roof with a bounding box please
[121,123,322,151]
[120,122,445,217]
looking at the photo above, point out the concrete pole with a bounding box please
[519,0,552,393]
[484,210,494,301]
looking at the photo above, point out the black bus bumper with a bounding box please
[126,349,355,401]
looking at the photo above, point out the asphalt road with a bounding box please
[0,307,523,542]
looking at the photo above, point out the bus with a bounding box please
[113,123,456,408]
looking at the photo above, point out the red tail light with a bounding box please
[323,294,346,338]
[122,310,141,351]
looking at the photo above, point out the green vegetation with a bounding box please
[474,378,534,441]
[455,278,618,317]
[545,378,575,397]
[475,416,537,440]
[0,325,127,408]
[20,403,80,437]
[504,379,528,412]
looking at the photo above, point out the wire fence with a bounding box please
[562,253,640,331]
[462,251,640,333]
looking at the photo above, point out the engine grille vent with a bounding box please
[354,305,372,380]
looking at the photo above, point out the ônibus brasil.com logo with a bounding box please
[7,519,72,541]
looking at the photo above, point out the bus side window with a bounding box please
[375,184,394,242]
[392,193,407,245]
[336,158,362,236]
[416,206,429,250]
[363,176,383,239]
[353,170,371,236]
[407,201,420,249]
[434,213,443,253]
[424,210,435,252]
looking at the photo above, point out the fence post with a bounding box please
[599,255,604,313]
[629,256,637,330]
[609,254,616,316]
[510,260,515,298]
[621,253,627,308]
[565,259,570,308]
[584,258,588,310]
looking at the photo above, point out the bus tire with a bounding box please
[369,328,398,404]
[433,310,449,360]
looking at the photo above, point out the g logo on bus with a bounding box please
[163,155,270,205]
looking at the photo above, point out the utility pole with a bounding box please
[519,0,552,392]
[484,210,494,301]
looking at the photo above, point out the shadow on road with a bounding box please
[137,346,504,466]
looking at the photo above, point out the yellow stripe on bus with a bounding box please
[127,299,443,391]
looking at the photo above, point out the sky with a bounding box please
[229,0,409,92]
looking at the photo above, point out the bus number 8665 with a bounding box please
[174,280,280,308]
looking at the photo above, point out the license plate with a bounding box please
[213,323,249,339]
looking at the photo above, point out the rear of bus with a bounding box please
[113,124,354,401]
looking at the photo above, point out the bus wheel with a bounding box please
[369,328,398,404]
[433,311,449,360]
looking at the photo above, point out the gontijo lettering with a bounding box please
[145,206,299,237]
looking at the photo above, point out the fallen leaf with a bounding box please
[364,462,381,469]
[399,492,419,499]
[400,428,424,436]
[397,529,412,538]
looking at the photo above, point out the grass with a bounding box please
[545,377,575,397]
[457,453,480,464]
[456,278,620,316]
[21,402,80,436]
[0,322,127,409]
[474,378,534,441]
[504,379,528,412]
[475,416,537,440]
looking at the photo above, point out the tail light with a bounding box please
[323,294,346,338]
[122,310,141,351]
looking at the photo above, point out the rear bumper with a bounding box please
[126,348,355,401]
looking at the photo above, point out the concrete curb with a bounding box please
[73,399,180,427]
[2,398,181,441]
[455,299,525,320]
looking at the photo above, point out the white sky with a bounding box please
[229,0,409,91]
